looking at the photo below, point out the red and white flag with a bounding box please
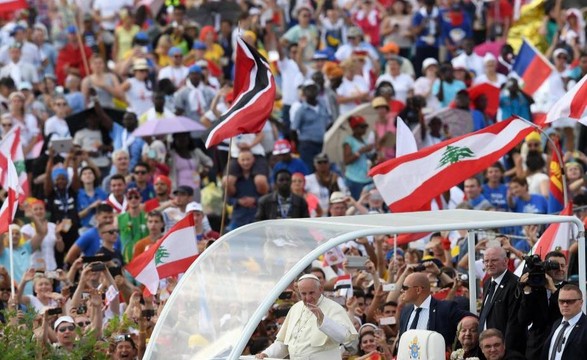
[0,158,19,234]
[0,127,29,202]
[126,214,198,294]
[369,117,534,213]
[0,0,27,12]
[515,202,574,275]
[204,37,276,148]
[540,74,587,126]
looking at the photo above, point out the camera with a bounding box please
[457,273,468,282]
[523,254,561,288]
[413,264,426,272]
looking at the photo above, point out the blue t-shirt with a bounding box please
[482,183,509,211]
[111,123,145,171]
[77,188,108,227]
[127,181,156,202]
[432,79,466,108]
[439,8,472,46]
[343,135,371,183]
[511,194,548,214]
[412,9,441,47]
[75,227,121,257]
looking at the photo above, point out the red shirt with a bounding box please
[56,43,92,85]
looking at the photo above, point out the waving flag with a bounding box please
[547,140,564,214]
[0,127,28,202]
[515,202,574,275]
[369,117,534,213]
[0,159,19,234]
[126,214,197,294]
[539,74,587,127]
[512,39,553,95]
[0,0,27,12]
[204,37,276,148]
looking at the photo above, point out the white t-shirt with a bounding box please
[376,73,414,104]
[21,222,58,271]
[230,133,265,158]
[158,65,189,89]
[93,0,133,31]
[277,58,304,106]
[44,116,71,139]
[305,173,348,215]
[414,76,441,111]
[125,77,153,117]
[336,75,370,115]
[473,73,508,88]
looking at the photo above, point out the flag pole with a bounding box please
[519,118,568,207]
[219,137,234,236]
[8,224,15,299]
[73,18,90,78]
[393,234,398,282]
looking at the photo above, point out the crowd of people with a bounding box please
[0,0,587,359]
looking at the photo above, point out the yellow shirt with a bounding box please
[115,25,140,61]
[203,43,224,67]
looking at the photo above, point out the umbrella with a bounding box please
[65,107,126,136]
[323,103,378,170]
[132,116,206,137]
[412,108,473,150]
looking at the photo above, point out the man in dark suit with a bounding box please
[255,169,309,221]
[518,251,568,359]
[541,284,587,360]
[478,246,525,353]
[398,272,469,349]
[479,328,526,360]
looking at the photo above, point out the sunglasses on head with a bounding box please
[58,325,75,332]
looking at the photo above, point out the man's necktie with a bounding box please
[550,321,570,360]
[479,281,497,329]
[409,307,422,330]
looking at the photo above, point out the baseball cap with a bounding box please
[312,50,329,61]
[349,115,367,128]
[9,41,22,49]
[422,58,438,72]
[330,191,347,204]
[168,47,182,57]
[173,185,194,196]
[314,153,329,162]
[189,64,202,74]
[195,59,208,68]
[272,139,292,155]
[126,187,141,197]
[379,42,399,54]
[193,41,207,50]
[553,48,569,58]
[54,316,75,330]
[18,81,32,91]
[66,25,77,34]
[134,32,149,42]
[347,26,363,38]
[371,96,388,109]
[186,201,203,213]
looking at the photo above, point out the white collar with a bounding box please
[415,294,432,310]
[492,270,507,286]
[564,311,583,326]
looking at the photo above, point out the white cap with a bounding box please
[186,201,203,213]
[553,48,569,58]
[298,274,320,282]
[451,56,467,70]
[422,58,438,72]
[302,79,316,87]
[54,316,75,330]
[18,81,32,91]
[483,53,497,64]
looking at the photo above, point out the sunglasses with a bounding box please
[128,195,141,200]
[134,170,147,175]
[0,288,10,292]
[401,285,420,291]
[558,298,582,305]
[54,102,67,107]
[101,229,119,235]
[77,320,91,327]
[58,325,75,333]
[1,123,12,127]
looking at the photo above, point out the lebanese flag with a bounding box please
[126,214,197,294]
[0,0,27,12]
[515,202,574,275]
[0,158,19,234]
[538,74,587,127]
[203,37,276,148]
[0,127,28,203]
[369,117,534,213]
[511,40,553,96]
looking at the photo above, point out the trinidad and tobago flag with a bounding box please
[203,37,276,148]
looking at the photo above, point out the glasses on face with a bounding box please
[77,320,91,327]
[101,229,119,235]
[54,102,67,107]
[315,160,328,164]
[401,285,420,291]
[558,298,582,305]
[483,258,500,265]
[134,170,147,175]
[58,325,75,333]
[1,123,12,127]
[128,195,141,200]
[0,288,10,292]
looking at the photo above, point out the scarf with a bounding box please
[121,128,136,150]
[418,6,439,36]
[107,193,127,214]
[186,80,207,115]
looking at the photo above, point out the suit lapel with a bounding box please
[401,306,414,333]
[563,314,586,356]
[428,298,437,330]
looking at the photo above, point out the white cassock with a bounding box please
[263,295,358,360]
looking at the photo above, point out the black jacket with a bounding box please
[255,192,309,221]
[541,313,587,360]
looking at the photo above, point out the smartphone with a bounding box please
[81,292,90,300]
[76,305,87,314]
[90,263,106,272]
[47,308,62,316]
[61,218,72,232]
[382,283,396,292]
[413,264,426,272]
[278,291,292,300]
[108,266,122,278]
[45,271,59,279]
[346,256,369,269]
[82,255,111,263]
[379,317,396,326]
[50,138,73,153]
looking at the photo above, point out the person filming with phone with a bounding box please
[256,274,358,359]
